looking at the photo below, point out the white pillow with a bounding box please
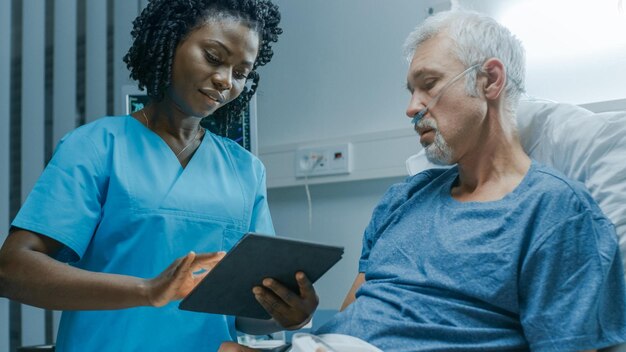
[406,97,626,280]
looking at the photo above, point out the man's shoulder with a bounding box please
[525,161,602,215]
[371,167,454,216]
[529,162,591,197]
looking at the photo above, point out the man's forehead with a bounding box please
[413,33,450,55]
[408,37,462,78]
[408,57,459,80]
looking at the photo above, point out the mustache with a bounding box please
[416,117,438,131]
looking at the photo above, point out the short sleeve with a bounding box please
[358,214,381,273]
[358,179,413,273]
[519,210,626,351]
[249,165,275,236]
[11,130,108,261]
[358,169,451,273]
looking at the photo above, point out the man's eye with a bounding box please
[424,79,437,90]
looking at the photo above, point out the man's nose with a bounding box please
[406,92,427,119]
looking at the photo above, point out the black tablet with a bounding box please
[178,233,344,319]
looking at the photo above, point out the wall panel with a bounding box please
[49,0,80,342]
[0,0,12,349]
[113,0,141,115]
[53,0,78,146]
[85,0,108,122]
[20,0,46,347]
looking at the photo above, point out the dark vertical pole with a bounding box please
[9,0,23,349]
[44,0,55,345]
[76,0,86,127]
[107,0,114,116]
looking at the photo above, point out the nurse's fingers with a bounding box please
[260,277,299,307]
[146,251,196,307]
[253,284,313,329]
[253,286,284,315]
[171,252,197,283]
[295,272,316,301]
[192,271,209,285]
[175,251,196,275]
[261,273,317,304]
[190,251,226,272]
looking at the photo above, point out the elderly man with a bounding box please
[222,10,626,352]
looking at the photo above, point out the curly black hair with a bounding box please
[123,0,282,133]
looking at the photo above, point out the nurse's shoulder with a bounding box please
[50,115,129,173]
[205,129,267,179]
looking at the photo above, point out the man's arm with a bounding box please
[340,273,365,311]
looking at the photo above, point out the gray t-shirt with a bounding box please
[316,161,626,351]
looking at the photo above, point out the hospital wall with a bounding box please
[256,0,435,310]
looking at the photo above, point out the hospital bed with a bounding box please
[406,97,626,352]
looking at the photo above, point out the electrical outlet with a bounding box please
[298,151,326,173]
[295,143,352,178]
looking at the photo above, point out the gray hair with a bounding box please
[403,11,526,133]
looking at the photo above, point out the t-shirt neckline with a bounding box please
[441,160,536,207]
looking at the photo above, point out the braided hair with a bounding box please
[123,0,282,133]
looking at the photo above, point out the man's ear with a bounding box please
[481,58,506,100]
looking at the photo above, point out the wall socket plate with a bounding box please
[295,143,352,178]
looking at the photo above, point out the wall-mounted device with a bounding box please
[295,143,352,178]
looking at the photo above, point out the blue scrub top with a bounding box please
[12,116,275,351]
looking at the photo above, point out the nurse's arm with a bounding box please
[340,272,365,311]
[0,228,224,310]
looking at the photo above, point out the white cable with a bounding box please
[304,176,313,233]
[303,154,323,234]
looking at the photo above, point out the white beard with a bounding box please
[418,118,454,165]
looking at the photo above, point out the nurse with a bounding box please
[0,0,317,351]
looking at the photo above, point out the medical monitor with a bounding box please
[121,85,258,154]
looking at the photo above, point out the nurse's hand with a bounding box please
[144,251,226,307]
[253,272,319,329]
